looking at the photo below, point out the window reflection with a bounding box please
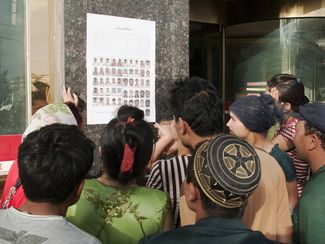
[0,0,26,134]
[32,78,50,115]
[190,21,222,91]
[226,18,325,103]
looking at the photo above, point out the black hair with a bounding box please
[304,121,325,150]
[267,74,309,112]
[18,124,95,204]
[169,77,223,136]
[65,102,83,128]
[117,105,144,122]
[101,116,154,185]
[186,142,244,219]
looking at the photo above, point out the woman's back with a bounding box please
[69,105,172,243]
[67,179,171,244]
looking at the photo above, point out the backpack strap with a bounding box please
[1,178,21,209]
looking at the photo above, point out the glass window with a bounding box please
[226,18,325,104]
[0,0,27,134]
[30,0,51,115]
[190,21,222,91]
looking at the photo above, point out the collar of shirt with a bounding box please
[196,216,249,231]
[312,164,325,178]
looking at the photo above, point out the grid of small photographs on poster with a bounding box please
[91,56,152,117]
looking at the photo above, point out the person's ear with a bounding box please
[70,180,85,205]
[178,117,188,135]
[185,182,199,203]
[308,133,320,151]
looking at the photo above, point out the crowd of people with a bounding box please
[0,75,324,244]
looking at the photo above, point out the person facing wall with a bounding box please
[148,77,223,227]
[292,102,325,244]
[227,94,294,243]
[1,102,82,209]
[140,134,276,244]
[0,124,100,243]
[67,105,172,244]
[227,94,298,209]
[267,73,309,196]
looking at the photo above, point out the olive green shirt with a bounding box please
[293,165,325,244]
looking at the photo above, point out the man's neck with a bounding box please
[19,200,68,217]
[177,139,191,156]
[245,132,274,153]
[189,134,215,150]
[309,150,325,174]
[195,210,209,222]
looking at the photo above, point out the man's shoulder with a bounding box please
[63,221,101,243]
[255,148,285,177]
[0,208,101,243]
[139,224,276,244]
[301,171,325,201]
[250,149,289,205]
[139,225,195,244]
[147,155,190,189]
[150,155,190,176]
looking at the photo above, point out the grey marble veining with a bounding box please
[64,0,189,176]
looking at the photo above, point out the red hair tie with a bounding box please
[127,116,135,124]
[120,144,135,173]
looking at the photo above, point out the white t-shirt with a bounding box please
[0,207,101,243]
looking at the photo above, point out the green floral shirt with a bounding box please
[67,179,171,244]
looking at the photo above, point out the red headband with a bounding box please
[120,144,135,173]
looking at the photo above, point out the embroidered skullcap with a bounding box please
[194,134,261,208]
[230,94,276,133]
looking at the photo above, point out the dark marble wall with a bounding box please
[64,0,189,175]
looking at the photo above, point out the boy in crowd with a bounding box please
[141,134,276,244]
[146,77,223,227]
[0,124,100,243]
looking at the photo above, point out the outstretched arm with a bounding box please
[148,122,175,169]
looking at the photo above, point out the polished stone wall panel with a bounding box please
[64,0,189,176]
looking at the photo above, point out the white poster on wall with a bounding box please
[86,13,156,125]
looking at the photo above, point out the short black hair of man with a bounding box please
[169,77,223,137]
[18,124,95,204]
